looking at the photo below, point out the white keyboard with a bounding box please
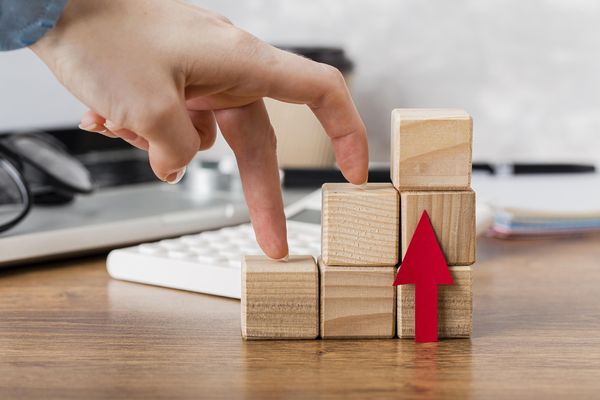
[107,186,492,299]
[107,216,321,299]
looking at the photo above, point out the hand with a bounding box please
[31,0,368,259]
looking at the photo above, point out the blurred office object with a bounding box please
[190,0,600,165]
[473,172,600,237]
[265,46,353,168]
[5,2,600,164]
[473,162,596,175]
[282,166,389,188]
[0,128,249,266]
[0,131,93,232]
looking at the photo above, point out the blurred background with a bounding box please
[2,0,600,164]
[2,0,600,267]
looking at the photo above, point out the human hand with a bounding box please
[31,0,368,259]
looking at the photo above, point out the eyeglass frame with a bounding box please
[0,131,93,233]
[0,156,32,232]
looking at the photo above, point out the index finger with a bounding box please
[214,100,288,260]
[259,47,369,185]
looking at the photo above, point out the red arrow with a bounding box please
[394,211,453,342]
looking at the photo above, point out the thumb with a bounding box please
[140,100,202,183]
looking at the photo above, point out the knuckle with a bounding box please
[266,126,277,152]
[168,135,200,167]
[233,30,262,56]
[322,64,346,88]
[131,97,179,134]
[310,64,348,110]
[105,108,129,131]
[185,136,201,159]
[214,13,233,25]
[203,9,233,26]
[151,143,196,174]
[148,96,179,121]
[199,131,217,151]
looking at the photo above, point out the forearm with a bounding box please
[0,0,67,51]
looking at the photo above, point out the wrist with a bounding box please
[30,0,106,66]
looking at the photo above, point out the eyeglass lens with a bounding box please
[7,134,93,193]
[0,160,28,227]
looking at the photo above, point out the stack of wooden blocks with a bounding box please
[241,109,475,340]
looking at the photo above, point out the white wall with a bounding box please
[0,50,86,130]
[1,0,600,163]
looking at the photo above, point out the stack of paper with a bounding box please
[472,174,600,237]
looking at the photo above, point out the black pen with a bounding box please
[473,163,596,175]
[283,163,597,188]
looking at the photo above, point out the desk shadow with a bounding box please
[0,253,101,278]
[241,338,473,398]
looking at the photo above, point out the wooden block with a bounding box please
[321,183,399,266]
[319,260,396,339]
[391,108,473,190]
[241,255,318,340]
[401,190,476,266]
[397,266,472,338]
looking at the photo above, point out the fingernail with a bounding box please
[104,120,118,131]
[354,181,369,189]
[166,166,187,184]
[78,123,100,132]
[268,254,289,262]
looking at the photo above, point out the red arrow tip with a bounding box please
[394,211,453,286]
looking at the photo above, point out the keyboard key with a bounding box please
[235,224,252,233]
[220,228,243,238]
[188,246,212,255]
[240,245,261,254]
[212,241,236,250]
[195,254,227,264]
[138,243,166,255]
[220,250,242,258]
[159,239,187,250]
[180,235,205,245]
[198,232,217,241]
[168,250,195,260]
[229,238,252,247]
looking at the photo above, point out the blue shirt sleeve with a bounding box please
[0,0,68,51]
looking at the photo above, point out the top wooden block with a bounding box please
[321,183,399,266]
[391,108,473,190]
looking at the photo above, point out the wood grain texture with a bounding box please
[391,108,473,190]
[319,260,396,339]
[397,266,472,338]
[321,183,399,266]
[401,190,476,266]
[4,235,600,399]
[241,255,318,340]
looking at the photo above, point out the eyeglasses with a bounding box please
[0,132,93,233]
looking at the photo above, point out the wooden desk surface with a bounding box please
[1,236,600,399]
